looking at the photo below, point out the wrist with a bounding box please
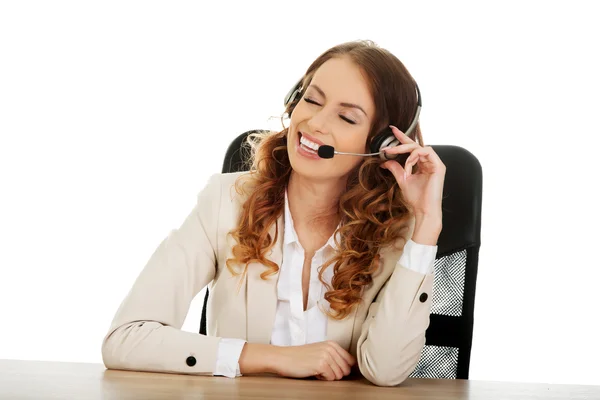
[238,343,280,375]
[413,209,442,221]
[412,213,442,246]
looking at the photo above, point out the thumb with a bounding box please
[381,160,407,185]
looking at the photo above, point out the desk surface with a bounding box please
[1,359,598,400]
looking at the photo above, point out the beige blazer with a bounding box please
[101,171,434,386]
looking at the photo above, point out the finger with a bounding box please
[326,347,351,377]
[406,153,435,176]
[326,353,345,380]
[381,142,420,155]
[407,146,443,164]
[405,150,424,177]
[317,358,336,381]
[382,159,408,185]
[389,125,416,144]
[406,147,443,177]
[328,341,356,369]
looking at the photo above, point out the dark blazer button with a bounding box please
[186,356,197,367]
[419,293,428,303]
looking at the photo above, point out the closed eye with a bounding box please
[303,98,357,125]
[304,98,320,106]
[340,116,356,125]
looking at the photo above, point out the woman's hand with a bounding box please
[272,341,356,381]
[380,125,446,219]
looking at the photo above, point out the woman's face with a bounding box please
[287,56,376,181]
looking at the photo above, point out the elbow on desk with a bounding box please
[358,359,414,387]
[357,338,424,387]
[101,321,162,370]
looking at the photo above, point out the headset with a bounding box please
[283,78,422,163]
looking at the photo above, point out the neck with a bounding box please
[286,171,344,230]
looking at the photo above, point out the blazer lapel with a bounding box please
[246,213,284,344]
[325,243,402,351]
[326,303,358,351]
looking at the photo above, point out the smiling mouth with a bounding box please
[299,133,315,149]
[297,132,321,156]
[298,132,322,149]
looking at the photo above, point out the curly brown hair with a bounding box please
[226,40,424,319]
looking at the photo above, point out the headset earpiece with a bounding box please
[370,83,422,161]
[370,127,400,161]
[283,78,303,117]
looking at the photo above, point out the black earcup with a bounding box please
[288,101,297,116]
[370,127,409,166]
[370,127,395,153]
[284,79,303,117]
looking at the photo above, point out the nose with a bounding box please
[306,108,331,136]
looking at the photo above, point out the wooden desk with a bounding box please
[1,359,598,399]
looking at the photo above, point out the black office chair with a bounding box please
[200,129,483,380]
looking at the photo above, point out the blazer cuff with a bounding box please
[397,239,437,275]
[214,338,246,378]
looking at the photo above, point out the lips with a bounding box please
[298,131,325,147]
[296,131,322,159]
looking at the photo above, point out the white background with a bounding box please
[1,0,599,386]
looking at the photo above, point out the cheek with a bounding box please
[333,137,366,167]
[339,130,370,153]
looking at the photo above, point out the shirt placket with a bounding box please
[288,242,306,345]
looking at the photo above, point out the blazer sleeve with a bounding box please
[101,173,224,375]
[355,260,434,386]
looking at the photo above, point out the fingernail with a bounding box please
[381,146,391,152]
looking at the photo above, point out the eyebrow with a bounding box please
[308,84,368,117]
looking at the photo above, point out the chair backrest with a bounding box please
[200,129,483,380]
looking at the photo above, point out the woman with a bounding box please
[101,40,446,387]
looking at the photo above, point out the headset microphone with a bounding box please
[317,146,380,159]
[316,139,410,167]
[316,146,335,159]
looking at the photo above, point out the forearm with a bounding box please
[356,267,434,386]
[102,321,221,374]
[412,213,442,246]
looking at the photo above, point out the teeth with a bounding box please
[300,135,320,150]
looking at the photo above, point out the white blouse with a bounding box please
[213,191,438,378]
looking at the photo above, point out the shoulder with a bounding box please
[201,170,256,206]
[211,170,251,186]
